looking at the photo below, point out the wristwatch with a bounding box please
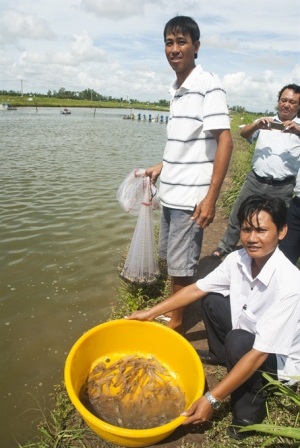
[204,391,221,409]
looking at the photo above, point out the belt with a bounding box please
[253,170,295,186]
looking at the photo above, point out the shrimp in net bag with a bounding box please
[117,169,160,283]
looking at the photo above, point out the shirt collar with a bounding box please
[169,64,203,95]
[275,114,300,125]
[238,247,281,286]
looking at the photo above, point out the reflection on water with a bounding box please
[0,107,166,446]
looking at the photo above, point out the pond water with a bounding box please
[0,107,166,446]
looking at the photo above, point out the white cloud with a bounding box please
[0,0,299,112]
[203,34,242,52]
[71,31,106,62]
[0,9,55,43]
[81,0,145,19]
[18,32,106,68]
[20,51,48,65]
[223,71,293,113]
[221,33,300,112]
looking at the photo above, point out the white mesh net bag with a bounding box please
[118,172,160,283]
[116,168,159,215]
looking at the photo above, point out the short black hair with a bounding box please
[237,195,287,232]
[278,83,300,101]
[164,16,200,43]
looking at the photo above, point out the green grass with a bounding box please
[18,384,98,448]
[219,112,258,217]
[238,373,300,445]
[201,387,300,448]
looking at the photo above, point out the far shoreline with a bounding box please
[0,94,169,112]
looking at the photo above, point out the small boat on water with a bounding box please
[0,103,17,111]
[60,108,71,115]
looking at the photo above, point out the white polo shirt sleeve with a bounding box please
[196,256,231,296]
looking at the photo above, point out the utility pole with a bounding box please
[21,79,23,97]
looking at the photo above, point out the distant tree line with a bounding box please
[0,88,170,107]
[230,105,246,113]
[229,104,274,116]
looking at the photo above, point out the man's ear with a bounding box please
[278,224,288,241]
[194,40,200,58]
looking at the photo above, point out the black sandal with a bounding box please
[211,248,226,259]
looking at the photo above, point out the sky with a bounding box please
[0,0,299,112]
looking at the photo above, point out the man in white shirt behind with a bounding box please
[212,83,300,259]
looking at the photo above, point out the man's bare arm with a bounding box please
[192,129,233,228]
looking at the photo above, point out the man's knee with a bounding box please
[225,329,255,362]
[201,293,231,324]
[201,292,227,311]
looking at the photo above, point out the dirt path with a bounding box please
[149,209,229,448]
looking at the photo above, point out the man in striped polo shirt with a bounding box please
[146,16,233,331]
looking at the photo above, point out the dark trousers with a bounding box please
[201,293,277,423]
[280,196,300,265]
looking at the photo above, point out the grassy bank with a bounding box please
[220,112,257,217]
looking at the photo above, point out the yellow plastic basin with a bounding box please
[64,319,205,447]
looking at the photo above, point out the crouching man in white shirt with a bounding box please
[126,195,300,440]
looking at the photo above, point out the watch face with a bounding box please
[205,392,221,409]
[213,401,221,409]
